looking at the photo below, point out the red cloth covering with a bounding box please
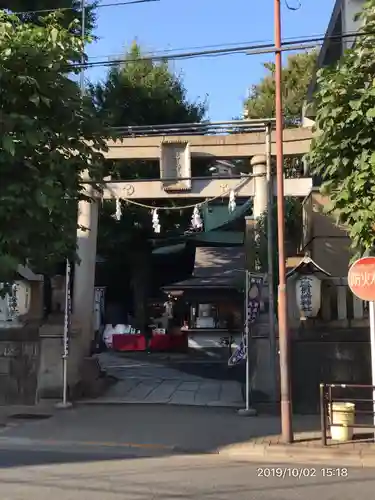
[112,334,146,352]
[150,333,188,352]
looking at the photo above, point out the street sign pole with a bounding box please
[369,301,375,433]
[348,256,375,436]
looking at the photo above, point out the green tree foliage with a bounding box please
[244,50,317,178]
[0,1,96,35]
[91,43,206,128]
[243,52,317,285]
[244,50,317,125]
[0,11,106,277]
[90,43,206,325]
[309,0,375,258]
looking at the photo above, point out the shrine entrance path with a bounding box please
[86,352,244,408]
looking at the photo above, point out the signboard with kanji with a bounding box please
[348,256,375,302]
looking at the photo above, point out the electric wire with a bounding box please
[11,0,159,16]
[3,4,361,68]
[71,29,367,69]
[85,31,336,61]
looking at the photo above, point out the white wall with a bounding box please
[342,0,364,50]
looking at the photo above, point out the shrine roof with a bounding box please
[286,255,331,279]
[163,246,245,290]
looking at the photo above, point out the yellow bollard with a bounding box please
[330,402,355,442]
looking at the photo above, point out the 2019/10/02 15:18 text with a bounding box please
[256,468,349,479]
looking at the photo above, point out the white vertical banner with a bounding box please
[57,258,73,409]
[63,259,72,358]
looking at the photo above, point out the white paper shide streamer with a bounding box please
[228,190,236,213]
[114,198,122,221]
[152,209,161,233]
[191,205,203,230]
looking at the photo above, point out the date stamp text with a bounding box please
[256,467,348,479]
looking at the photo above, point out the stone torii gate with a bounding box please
[72,120,313,351]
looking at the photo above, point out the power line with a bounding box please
[11,0,159,16]
[87,38,275,60]
[72,29,365,70]
[85,32,329,61]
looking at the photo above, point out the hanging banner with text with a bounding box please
[228,273,264,366]
[247,274,264,326]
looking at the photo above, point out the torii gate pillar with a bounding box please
[73,185,99,354]
[246,155,279,404]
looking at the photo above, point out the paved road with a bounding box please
[0,448,373,499]
[0,404,318,453]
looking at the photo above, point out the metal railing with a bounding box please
[109,119,276,137]
[320,383,375,446]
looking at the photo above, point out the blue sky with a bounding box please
[86,0,336,121]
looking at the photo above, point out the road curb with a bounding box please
[218,442,375,468]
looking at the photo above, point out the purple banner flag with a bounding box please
[228,273,264,366]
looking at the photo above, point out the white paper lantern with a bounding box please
[295,274,321,319]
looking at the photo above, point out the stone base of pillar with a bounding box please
[37,332,82,400]
[37,323,111,401]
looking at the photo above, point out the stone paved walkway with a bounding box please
[88,352,244,408]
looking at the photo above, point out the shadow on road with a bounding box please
[0,403,322,469]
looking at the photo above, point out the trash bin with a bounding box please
[330,402,355,442]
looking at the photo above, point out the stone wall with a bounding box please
[0,326,40,405]
[291,327,371,414]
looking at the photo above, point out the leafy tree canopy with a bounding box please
[91,43,206,129]
[0,11,106,278]
[243,51,317,266]
[0,1,96,35]
[244,50,317,125]
[309,0,375,258]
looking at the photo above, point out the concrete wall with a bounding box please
[291,328,371,413]
[250,336,279,402]
[301,191,352,276]
[342,0,364,50]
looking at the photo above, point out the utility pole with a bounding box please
[266,123,277,402]
[274,0,293,443]
[80,0,86,94]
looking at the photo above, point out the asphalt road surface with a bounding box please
[0,448,373,500]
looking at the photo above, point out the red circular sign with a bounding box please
[348,257,375,301]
